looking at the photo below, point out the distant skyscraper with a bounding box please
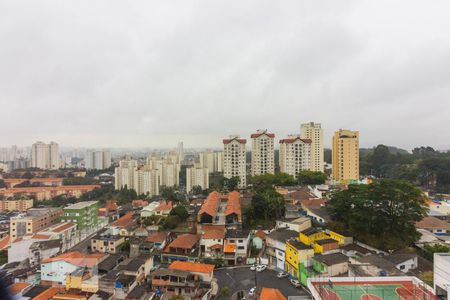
[332,129,359,182]
[300,122,324,172]
[199,150,224,173]
[279,135,311,177]
[31,141,59,170]
[114,158,138,190]
[251,129,275,176]
[223,135,247,188]
[85,149,112,170]
[186,166,209,193]
[134,166,159,196]
[178,142,184,162]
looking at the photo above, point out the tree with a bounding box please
[169,206,189,221]
[328,179,428,251]
[424,244,450,258]
[163,215,181,229]
[250,173,296,192]
[220,286,231,297]
[244,187,285,228]
[297,170,327,185]
[21,171,34,179]
[161,186,181,202]
[223,176,240,191]
[191,185,203,195]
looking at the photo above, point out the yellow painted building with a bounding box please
[285,238,314,279]
[66,271,98,293]
[328,230,353,245]
[299,228,328,246]
[332,129,359,182]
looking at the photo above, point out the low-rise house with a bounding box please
[224,229,250,265]
[299,227,328,245]
[108,212,137,236]
[125,285,154,300]
[304,206,331,225]
[118,255,154,284]
[37,222,78,251]
[275,217,311,233]
[169,261,215,283]
[66,267,100,293]
[265,228,298,271]
[130,236,154,258]
[312,238,339,254]
[98,254,126,276]
[151,268,197,298]
[415,216,450,234]
[341,243,375,257]
[199,225,225,258]
[285,238,314,279]
[7,282,31,298]
[146,232,168,249]
[197,191,242,228]
[29,239,62,268]
[259,288,286,300]
[132,199,149,208]
[140,201,160,218]
[162,233,200,263]
[348,255,404,277]
[312,253,349,276]
[91,234,125,254]
[384,254,418,273]
[252,230,266,250]
[154,201,173,216]
[41,251,106,286]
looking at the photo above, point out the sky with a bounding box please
[0,1,450,150]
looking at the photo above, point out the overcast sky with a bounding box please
[1,1,449,150]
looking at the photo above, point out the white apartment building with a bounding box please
[223,135,247,188]
[114,159,138,190]
[300,122,324,172]
[279,135,312,177]
[186,166,209,193]
[199,150,223,173]
[31,141,59,170]
[251,129,275,176]
[178,142,184,162]
[134,167,160,196]
[160,161,180,187]
[434,253,450,298]
[85,149,111,170]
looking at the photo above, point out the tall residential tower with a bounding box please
[300,122,324,172]
[251,129,275,176]
[223,135,247,188]
[31,141,59,170]
[332,129,359,182]
[279,135,312,178]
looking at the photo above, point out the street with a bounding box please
[214,267,308,299]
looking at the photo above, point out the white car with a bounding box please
[277,272,288,278]
[250,264,257,271]
[248,287,256,296]
[256,264,267,272]
[290,279,301,287]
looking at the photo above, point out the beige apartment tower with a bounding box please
[251,129,275,176]
[300,122,324,172]
[332,129,360,182]
[223,135,247,188]
[279,135,312,178]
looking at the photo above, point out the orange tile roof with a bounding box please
[260,288,287,300]
[169,261,215,274]
[198,191,220,218]
[32,234,52,240]
[33,287,63,300]
[300,198,328,208]
[42,251,105,267]
[0,185,100,194]
[132,199,149,207]
[105,200,118,211]
[202,225,225,239]
[224,242,236,253]
[279,137,311,144]
[111,211,135,228]
[224,191,241,217]
[223,138,246,144]
[8,282,30,295]
[155,201,173,211]
[147,232,167,243]
[255,230,266,240]
[166,234,199,250]
[52,223,76,233]
[0,234,11,250]
[415,216,450,230]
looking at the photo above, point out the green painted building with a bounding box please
[60,201,99,230]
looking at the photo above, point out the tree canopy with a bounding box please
[169,206,189,221]
[244,187,285,228]
[297,170,327,185]
[223,176,240,191]
[327,179,428,251]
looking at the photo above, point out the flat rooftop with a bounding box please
[65,201,98,209]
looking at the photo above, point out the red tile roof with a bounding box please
[300,198,328,209]
[52,223,76,233]
[415,217,450,230]
[198,191,221,218]
[202,225,225,239]
[0,234,10,250]
[112,212,135,228]
[8,282,30,295]
[260,288,287,300]
[255,230,266,240]
[147,232,167,243]
[250,132,275,138]
[0,185,100,194]
[42,251,105,267]
[105,200,118,211]
[169,261,215,274]
[31,234,52,240]
[224,191,241,217]
[33,287,63,300]
[155,201,173,212]
[279,137,312,144]
[165,234,199,250]
[132,199,149,208]
[223,138,247,144]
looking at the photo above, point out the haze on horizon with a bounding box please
[1,1,450,151]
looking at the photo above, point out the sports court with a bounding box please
[308,278,439,300]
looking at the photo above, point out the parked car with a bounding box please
[290,279,301,287]
[256,265,267,272]
[249,287,256,296]
[250,264,257,271]
[277,272,288,278]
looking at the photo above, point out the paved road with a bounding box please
[215,267,308,299]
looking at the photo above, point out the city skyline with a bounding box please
[1,1,450,149]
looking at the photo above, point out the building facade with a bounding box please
[115,159,138,190]
[251,130,275,176]
[9,207,63,240]
[31,141,59,170]
[85,149,111,170]
[199,151,223,173]
[133,167,159,196]
[0,199,33,212]
[332,129,359,182]
[186,166,209,193]
[300,122,324,172]
[279,135,312,178]
[60,201,99,230]
[223,136,247,188]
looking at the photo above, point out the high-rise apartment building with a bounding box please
[186,166,209,193]
[60,201,99,230]
[251,129,275,176]
[223,135,247,188]
[279,135,312,178]
[300,122,324,172]
[10,207,63,240]
[85,149,112,170]
[159,161,180,187]
[114,158,138,190]
[31,141,59,170]
[178,142,184,162]
[332,129,359,182]
[134,167,160,196]
[199,150,223,173]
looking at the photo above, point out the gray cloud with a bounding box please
[0,0,449,150]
